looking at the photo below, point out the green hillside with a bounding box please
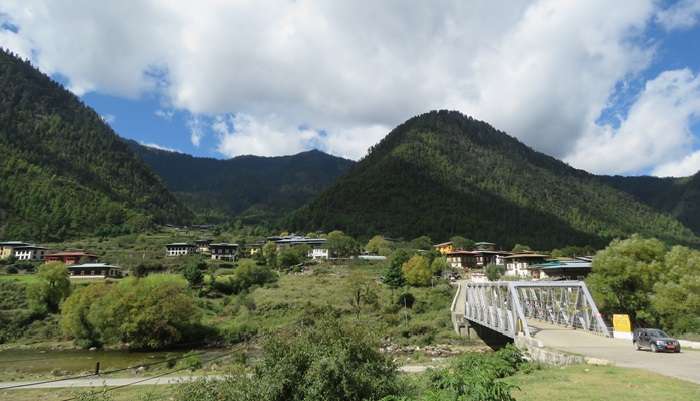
[601,173,700,236]
[290,110,699,249]
[0,49,192,241]
[127,141,354,223]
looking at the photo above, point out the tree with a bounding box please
[430,256,449,278]
[402,255,432,286]
[383,250,409,289]
[262,241,278,267]
[347,272,379,319]
[90,275,201,349]
[327,230,358,258]
[27,261,71,313]
[586,235,666,325]
[652,246,700,334]
[366,235,392,256]
[450,236,474,251]
[183,262,204,287]
[511,244,531,253]
[409,235,432,251]
[485,264,505,281]
[60,283,110,347]
[278,246,306,269]
[227,259,277,294]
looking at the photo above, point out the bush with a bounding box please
[61,276,202,350]
[227,260,277,294]
[27,262,71,314]
[224,321,258,344]
[402,255,432,286]
[177,316,400,401]
[397,292,416,309]
[485,264,505,281]
[5,266,18,274]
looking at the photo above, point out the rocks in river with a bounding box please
[379,343,462,357]
[88,347,97,351]
[50,369,68,376]
[135,366,147,375]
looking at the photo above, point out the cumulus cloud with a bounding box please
[100,114,116,124]
[656,0,700,30]
[653,150,700,177]
[213,114,320,158]
[1,0,699,174]
[566,69,700,175]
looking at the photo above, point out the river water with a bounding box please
[0,349,188,378]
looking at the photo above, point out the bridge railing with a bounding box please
[454,280,611,339]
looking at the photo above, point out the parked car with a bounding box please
[633,328,681,353]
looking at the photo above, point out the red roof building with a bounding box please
[44,251,98,265]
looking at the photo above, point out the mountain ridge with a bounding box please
[0,49,192,241]
[290,110,699,248]
[126,140,355,223]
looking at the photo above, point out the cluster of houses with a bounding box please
[166,235,331,261]
[0,241,123,279]
[434,241,592,282]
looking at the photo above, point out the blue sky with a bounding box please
[2,1,700,176]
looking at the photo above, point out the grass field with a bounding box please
[505,364,700,401]
[0,384,171,401]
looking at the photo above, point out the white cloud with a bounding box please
[154,109,174,121]
[1,0,699,174]
[656,0,700,30]
[213,114,320,158]
[140,141,179,153]
[100,114,116,124]
[186,116,205,147]
[653,150,700,177]
[566,69,700,175]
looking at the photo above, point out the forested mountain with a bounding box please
[290,110,700,249]
[601,173,700,236]
[0,49,192,241]
[127,141,354,223]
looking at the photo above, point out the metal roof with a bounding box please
[69,262,120,269]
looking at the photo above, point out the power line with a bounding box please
[0,349,213,390]
[58,348,240,401]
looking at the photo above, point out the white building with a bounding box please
[68,262,123,279]
[274,236,329,260]
[209,243,238,261]
[165,243,196,257]
[13,245,49,261]
[503,253,549,278]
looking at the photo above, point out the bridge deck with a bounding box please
[529,320,700,384]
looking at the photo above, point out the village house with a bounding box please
[244,241,264,257]
[67,262,123,279]
[195,239,213,254]
[44,251,98,265]
[446,250,477,269]
[165,243,196,257]
[0,242,49,261]
[274,236,329,260]
[209,243,238,261]
[529,257,592,281]
[503,252,549,278]
[433,241,454,255]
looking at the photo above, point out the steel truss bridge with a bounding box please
[451,281,611,339]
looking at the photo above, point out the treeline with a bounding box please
[587,234,700,335]
[290,110,699,249]
[0,48,191,241]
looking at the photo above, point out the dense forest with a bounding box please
[128,141,353,223]
[0,49,192,241]
[290,110,700,249]
[601,173,700,236]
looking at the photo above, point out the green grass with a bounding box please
[504,364,700,401]
[0,275,40,284]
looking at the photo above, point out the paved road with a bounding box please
[0,365,434,390]
[530,323,700,384]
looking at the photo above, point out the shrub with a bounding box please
[402,255,432,286]
[397,292,416,309]
[224,321,258,344]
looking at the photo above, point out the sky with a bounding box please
[1,1,700,177]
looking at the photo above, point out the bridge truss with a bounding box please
[455,281,611,339]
